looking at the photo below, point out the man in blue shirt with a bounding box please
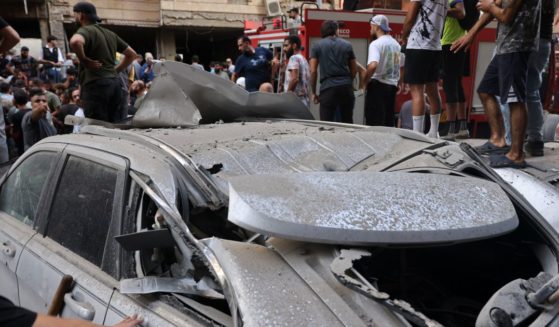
[232,36,273,92]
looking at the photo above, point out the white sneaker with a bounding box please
[426,132,440,139]
[455,129,470,139]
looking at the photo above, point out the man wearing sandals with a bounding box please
[451,0,540,168]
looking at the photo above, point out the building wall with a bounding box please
[161,0,266,28]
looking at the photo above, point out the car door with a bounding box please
[16,145,128,324]
[0,146,63,304]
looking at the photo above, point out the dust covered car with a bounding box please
[1,120,559,327]
[2,62,559,327]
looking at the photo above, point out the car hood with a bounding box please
[227,171,518,245]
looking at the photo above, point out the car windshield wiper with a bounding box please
[331,249,443,327]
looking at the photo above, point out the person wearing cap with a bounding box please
[10,46,38,78]
[310,20,357,123]
[362,15,402,127]
[69,1,137,123]
[39,35,64,83]
[401,0,447,138]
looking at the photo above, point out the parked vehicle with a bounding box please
[2,61,559,326]
[1,118,559,327]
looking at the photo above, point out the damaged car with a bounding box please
[1,62,559,327]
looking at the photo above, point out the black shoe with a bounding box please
[525,140,544,157]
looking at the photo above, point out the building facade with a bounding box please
[2,0,342,66]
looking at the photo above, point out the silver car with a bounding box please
[1,119,559,327]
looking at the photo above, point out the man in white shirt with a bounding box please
[362,15,402,127]
[402,0,447,138]
[39,35,64,83]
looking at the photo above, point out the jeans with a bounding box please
[501,39,551,144]
[45,67,60,83]
[526,39,551,141]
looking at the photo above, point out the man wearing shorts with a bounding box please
[452,0,540,168]
[402,0,447,138]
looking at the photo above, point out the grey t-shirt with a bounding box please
[310,36,356,92]
[496,0,541,54]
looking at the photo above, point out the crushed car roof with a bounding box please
[132,62,313,127]
[66,121,520,245]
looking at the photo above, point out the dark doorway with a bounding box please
[174,27,242,70]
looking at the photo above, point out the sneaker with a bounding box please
[455,129,470,139]
[441,132,456,141]
[525,140,544,157]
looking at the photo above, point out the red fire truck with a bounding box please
[245,6,557,136]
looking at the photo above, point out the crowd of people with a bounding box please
[0,0,556,172]
[226,0,556,168]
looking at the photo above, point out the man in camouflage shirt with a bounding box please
[452,0,540,168]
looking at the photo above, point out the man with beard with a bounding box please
[362,15,402,127]
[282,36,310,108]
[10,46,37,78]
[232,36,273,92]
[69,1,137,122]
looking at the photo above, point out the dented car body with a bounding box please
[1,120,559,326]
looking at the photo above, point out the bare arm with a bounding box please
[33,313,142,327]
[310,57,318,95]
[115,46,137,73]
[349,58,357,80]
[447,2,465,19]
[402,1,422,44]
[479,0,524,24]
[287,68,299,92]
[231,72,238,82]
[450,12,494,52]
[0,25,20,53]
[355,61,367,89]
[362,61,378,88]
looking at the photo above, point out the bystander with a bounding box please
[402,0,447,138]
[232,36,273,92]
[282,36,310,108]
[69,1,137,123]
[362,15,402,127]
[310,20,357,123]
[452,0,541,168]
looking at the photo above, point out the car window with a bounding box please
[0,151,57,226]
[46,156,118,267]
